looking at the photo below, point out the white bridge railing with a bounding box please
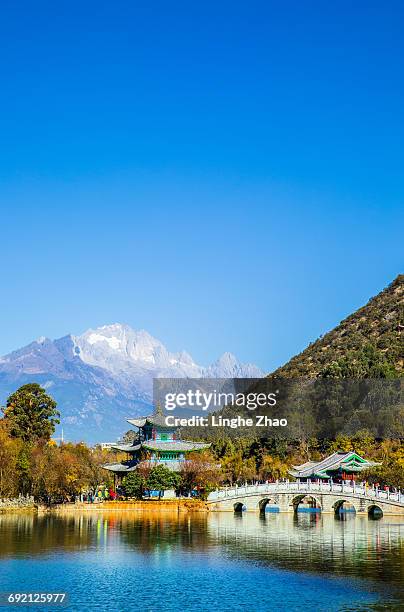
[207,481,404,505]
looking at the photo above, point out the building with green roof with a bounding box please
[103,405,210,478]
[289,451,380,482]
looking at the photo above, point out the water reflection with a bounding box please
[207,512,404,586]
[0,510,403,608]
[0,512,95,556]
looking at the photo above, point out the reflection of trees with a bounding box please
[0,511,212,559]
[117,511,210,554]
[206,513,404,589]
[0,513,94,557]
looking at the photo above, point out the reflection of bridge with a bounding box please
[207,482,404,516]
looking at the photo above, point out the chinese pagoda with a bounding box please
[289,450,380,482]
[103,405,210,479]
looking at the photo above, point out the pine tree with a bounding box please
[3,383,60,442]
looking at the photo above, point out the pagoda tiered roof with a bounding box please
[102,406,211,476]
[127,412,171,428]
[103,461,138,473]
[289,451,380,479]
[126,418,147,428]
[110,442,142,453]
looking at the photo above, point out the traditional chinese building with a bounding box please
[102,405,210,479]
[289,451,380,482]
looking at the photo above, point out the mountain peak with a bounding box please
[35,336,49,345]
[206,351,263,378]
[217,351,238,364]
[0,323,263,441]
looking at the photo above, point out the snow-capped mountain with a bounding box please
[0,324,263,442]
[71,324,203,379]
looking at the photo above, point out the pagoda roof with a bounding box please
[102,462,138,473]
[142,440,210,452]
[127,412,172,429]
[127,418,147,428]
[289,451,381,478]
[110,443,141,453]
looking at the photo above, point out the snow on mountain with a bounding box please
[72,324,202,377]
[205,351,263,378]
[0,323,264,442]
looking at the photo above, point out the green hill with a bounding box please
[272,275,403,378]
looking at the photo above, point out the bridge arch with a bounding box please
[257,498,279,513]
[234,502,246,513]
[291,494,321,513]
[333,499,357,515]
[368,504,383,519]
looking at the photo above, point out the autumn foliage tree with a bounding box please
[179,451,222,498]
[258,454,289,481]
[221,451,257,484]
[0,420,22,497]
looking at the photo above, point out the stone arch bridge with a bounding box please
[207,482,404,516]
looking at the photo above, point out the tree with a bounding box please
[221,451,257,484]
[0,420,21,498]
[3,384,60,442]
[28,441,113,503]
[16,447,31,495]
[147,465,181,498]
[121,430,137,444]
[320,344,399,379]
[361,439,404,489]
[30,442,63,502]
[179,451,222,499]
[259,455,289,481]
[122,472,146,499]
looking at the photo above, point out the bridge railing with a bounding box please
[207,481,404,505]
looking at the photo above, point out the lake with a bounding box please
[0,510,403,611]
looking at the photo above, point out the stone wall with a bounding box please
[0,495,35,510]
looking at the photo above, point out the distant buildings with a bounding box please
[99,442,117,450]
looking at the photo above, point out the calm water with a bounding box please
[0,510,403,611]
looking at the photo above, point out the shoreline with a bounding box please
[41,500,210,513]
[2,499,404,516]
[0,507,36,514]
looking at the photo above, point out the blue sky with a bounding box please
[0,1,403,371]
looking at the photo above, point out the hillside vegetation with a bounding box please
[273,275,403,378]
